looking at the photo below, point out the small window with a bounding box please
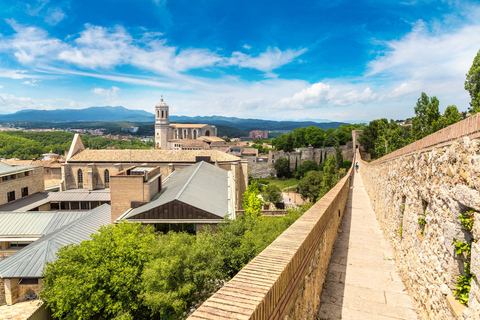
[21,187,28,197]
[104,169,110,187]
[7,191,15,202]
[78,169,83,188]
[10,241,32,248]
[20,279,38,285]
[24,171,29,177]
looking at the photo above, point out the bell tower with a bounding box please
[154,98,170,149]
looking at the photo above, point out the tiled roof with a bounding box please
[122,161,229,220]
[199,136,225,142]
[0,204,111,278]
[68,149,240,162]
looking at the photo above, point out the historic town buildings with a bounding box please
[154,99,217,149]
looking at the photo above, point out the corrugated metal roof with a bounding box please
[0,190,111,212]
[0,193,50,212]
[0,211,90,236]
[123,161,228,220]
[48,190,110,202]
[0,204,111,278]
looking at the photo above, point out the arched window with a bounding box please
[104,169,110,188]
[162,110,164,118]
[205,130,210,136]
[77,169,83,188]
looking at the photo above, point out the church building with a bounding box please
[154,99,217,149]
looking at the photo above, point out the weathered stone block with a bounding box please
[470,242,480,278]
[473,212,480,241]
[455,185,480,211]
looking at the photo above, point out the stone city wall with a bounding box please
[188,166,352,319]
[248,143,354,178]
[359,114,480,320]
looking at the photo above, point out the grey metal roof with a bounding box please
[48,190,110,202]
[0,204,111,278]
[0,211,90,237]
[123,161,228,220]
[130,167,156,173]
[0,162,39,177]
[0,193,50,212]
[0,190,110,212]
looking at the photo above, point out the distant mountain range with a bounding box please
[0,106,154,123]
[0,106,349,131]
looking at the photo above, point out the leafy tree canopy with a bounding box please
[274,157,291,178]
[298,170,323,202]
[41,222,156,320]
[465,49,480,114]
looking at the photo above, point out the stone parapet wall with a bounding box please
[360,135,480,319]
[188,166,352,319]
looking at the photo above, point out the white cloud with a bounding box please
[91,86,121,100]
[273,82,376,110]
[227,47,308,72]
[368,20,480,84]
[1,23,305,76]
[243,44,251,50]
[0,93,42,111]
[0,69,30,79]
[3,19,66,64]
[22,80,39,86]
[381,83,421,100]
[45,7,66,25]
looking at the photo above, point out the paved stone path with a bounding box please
[318,172,419,320]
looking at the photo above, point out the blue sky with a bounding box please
[0,0,479,122]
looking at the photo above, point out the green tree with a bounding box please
[262,184,282,204]
[274,157,290,178]
[465,49,480,114]
[411,92,442,140]
[242,183,264,219]
[305,126,326,147]
[320,154,337,196]
[142,231,223,319]
[298,171,323,202]
[444,105,462,126]
[295,160,319,179]
[334,145,343,169]
[41,222,156,320]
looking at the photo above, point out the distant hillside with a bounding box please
[0,107,349,133]
[169,115,347,131]
[0,106,154,122]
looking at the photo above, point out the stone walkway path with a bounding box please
[318,172,419,320]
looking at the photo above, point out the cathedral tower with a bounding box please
[154,98,169,149]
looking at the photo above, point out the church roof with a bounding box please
[169,123,211,128]
[67,149,240,163]
[120,161,229,221]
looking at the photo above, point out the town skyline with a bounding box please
[0,0,479,122]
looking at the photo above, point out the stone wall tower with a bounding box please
[154,98,169,149]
